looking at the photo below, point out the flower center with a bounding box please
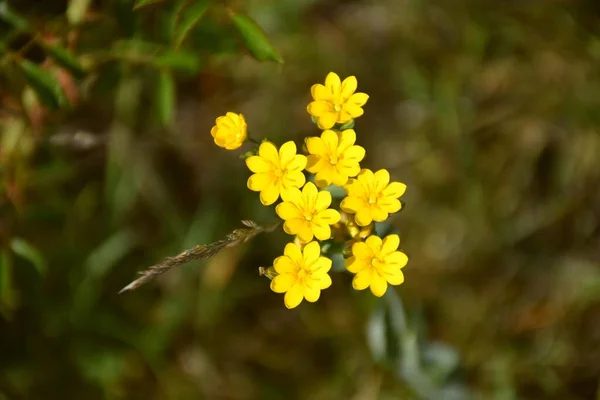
[371,257,384,269]
[274,168,284,178]
[333,103,342,112]
[298,269,308,280]
[329,154,339,165]
[368,194,378,204]
[303,211,314,221]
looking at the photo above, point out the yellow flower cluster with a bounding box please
[209,72,408,308]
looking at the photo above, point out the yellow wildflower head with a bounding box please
[275,182,341,242]
[341,169,406,226]
[246,141,307,206]
[305,129,365,188]
[270,241,333,309]
[210,112,247,150]
[346,234,407,297]
[307,72,369,130]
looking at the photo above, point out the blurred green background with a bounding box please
[2,0,600,399]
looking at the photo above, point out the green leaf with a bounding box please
[229,10,283,64]
[155,70,175,126]
[66,0,92,25]
[42,44,86,79]
[153,51,201,73]
[133,0,167,10]
[10,238,47,275]
[0,249,15,317]
[174,0,211,48]
[108,40,201,73]
[18,60,69,109]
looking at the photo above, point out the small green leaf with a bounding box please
[10,238,47,275]
[174,0,211,48]
[133,0,167,10]
[155,70,175,126]
[18,60,69,109]
[108,40,201,73]
[43,44,86,79]
[229,10,283,63]
[153,51,201,73]
[66,0,92,25]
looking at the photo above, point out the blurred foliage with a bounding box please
[2,0,600,399]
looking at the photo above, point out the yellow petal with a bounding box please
[356,169,374,185]
[317,112,337,130]
[370,273,388,297]
[279,141,297,167]
[365,235,383,252]
[321,129,339,152]
[303,241,321,265]
[270,273,295,293]
[325,72,341,95]
[311,257,332,274]
[370,206,388,222]
[338,162,360,179]
[247,173,270,191]
[355,208,373,226]
[210,125,219,139]
[312,223,331,241]
[284,242,303,263]
[340,196,365,213]
[260,182,280,205]
[246,156,271,173]
[352,268,373,290]
[284,218,306,236]
[352,241,373,259]
[284,284,304,309]
[344,178,367,197]
[307,100,333,116]
[311,83,329,101]
[306,155,327,174]
[382,182,407,198]
[274,255,296,274]
[259,142,279,164]
[330,170,349,186]
[303,285,320,302]
[343,145,365,162]
[349,92,369,106]
[346,257,368,274]
[341,76,357,99]
[296,223,314,243]
[315,208,340,225]
[381,234,400,255]
[306,137,326,156]
[384,251,408,268]
[314,190,332,211]
[280,186,300,203]
[384,270,404,286]
[314,167,336,187]
[276,202,302,220]
[282,170,306,190]
[286,154,307,171]
[338,129,356,152]
[315,273,332,289]
[374,169,391,192]
[344,104,364,118]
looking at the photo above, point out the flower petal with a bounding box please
[258,141,279,164]
[381,234,400,255]
[312,257,332,274]
[284,284,304,309]
[346,257,368,274]
[260,181,280,205]
[296,223,314,243]
[306,137,326,156]
[352,268,373,290]
[307,100,333,116]
[338,129,356,152]
[325,72,341,95]
[270,273,295,293]
[303,285,320,303]
[341,196,365,213]
[276,202,302,220]
[279,141,297,168]
[374,169,391,192]
[343,145,365,163]
[282,170,306,189]
[344,104,364,118]
[355,208,373,226]
[349,92,369,106]
[314,190,332,211]
[315,273,332,289]
[247,173,270,192]
[370,273,388,297]
[312,223,331,241]
[315,209,340,225]
[352,241,373,259]
[274,255,296,274]
[341,76,357,99]
[317,112,337,130]
[384,251,408,268]
[321,129,339,153]
[303,241,321,265]
[311,83,329,101]
[302,182,319,209]
[384,270,404,286]
[284,242,303,263]
[246,156,271,173]
[365,235,383,253]
[379,199,401,214]
[370,206,388,222]
[382,182,407,198]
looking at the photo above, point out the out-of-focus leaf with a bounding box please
[367,302,387,363]
[174,0,211,48]
[108,40,201,73]
[0,2,29,29]
[10,238,47,275]
[153,51,201,73]
[43,44,86,79]
[67,0,92,25]
[229,10,283,63]
[155,70,175,126]
[133,0,167,10]
[18,60,69,109]
[0,249,14,317]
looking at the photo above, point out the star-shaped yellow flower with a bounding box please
[246,141,307,206]
[305,129,365,187]
[345,234,408,297]
[270,241,333,309]
[307,72,369,130]
[210,112,247,150]
[276,182,341,242]
[341,169,406,226]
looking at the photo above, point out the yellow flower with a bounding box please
[305,129,365,187]
[307,72,369,130]
[276,182,341,242]
[345,234,408,297]
[270,241,333,309]
[246,141,307,206]
[210,112,247,150]
[341,169,406,226]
